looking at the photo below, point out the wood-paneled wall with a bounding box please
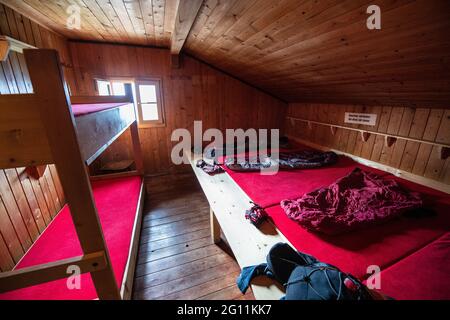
[0,3,76,94]
[0,3,69,271]
[69,42,287,175]
[0,166,65,271]
[285,104,450,185]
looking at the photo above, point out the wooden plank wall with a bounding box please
[0,3,69,271]
[69,42,287,175]
[285,104,450,185]
[0,4,76,94]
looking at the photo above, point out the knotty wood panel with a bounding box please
[0,165,65,271]
[185,0,450,107]
[6,1,450,107]
[1,0,180,47]
[69,41,286,175]
[0,4,68,271]
[0,3,76,94]
[285,103,450,185]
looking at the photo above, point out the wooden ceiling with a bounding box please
[1,0,180,47]
[2,0,450,107]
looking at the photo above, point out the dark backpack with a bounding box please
[237,243,374,300]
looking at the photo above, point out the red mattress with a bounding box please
[266,204,449,280]
[376,232,450,300]
[71,103,129,116]
[220,145,450,282]
[0,176,142,300]
[220,147,391,208]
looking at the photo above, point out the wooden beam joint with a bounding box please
[170,0,204,56]
[25,165,47,180]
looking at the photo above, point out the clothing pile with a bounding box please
[245,202,269,227]
[237,243,378,300]
[281,168,424,235]
[195,159,224,175]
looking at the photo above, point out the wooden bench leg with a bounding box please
[210,208,221,244]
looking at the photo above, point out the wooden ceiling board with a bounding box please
[2,0,449,107]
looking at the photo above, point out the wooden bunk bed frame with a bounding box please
[0,49,144,300]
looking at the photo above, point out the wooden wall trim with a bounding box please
[288,135,449,194]
[287,116,450,149]
[285,103,450,186]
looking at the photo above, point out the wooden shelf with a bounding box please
[287,116,450,150]
[0,35,36,61]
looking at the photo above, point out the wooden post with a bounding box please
[130,121,144,175]
[24,49,121,299]
[210,208,221,244]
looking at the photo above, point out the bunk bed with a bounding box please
[189,141,450,300]
[0,49,145,300]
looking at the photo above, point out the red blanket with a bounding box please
[281,168,423,235]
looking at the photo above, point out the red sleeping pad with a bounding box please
[219,145,450,287]
[220,147,392,208]
[377,233,450,300]
[0,176,142,300]
[266,204,449,280]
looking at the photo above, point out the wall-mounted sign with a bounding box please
[344,112,377,126]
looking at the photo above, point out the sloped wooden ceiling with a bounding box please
[2,0,450,107]
[1,0,180,46]
[185,0,450,106]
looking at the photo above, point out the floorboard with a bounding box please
[133,173,255,300]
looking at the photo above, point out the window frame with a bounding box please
[93,77,165,128]
[135,78,165,128]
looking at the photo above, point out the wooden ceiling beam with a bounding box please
[170,0,203,67]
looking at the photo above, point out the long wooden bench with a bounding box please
[188,151,288,300]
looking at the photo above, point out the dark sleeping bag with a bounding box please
[225,150,338,172]
[281,168,424,235]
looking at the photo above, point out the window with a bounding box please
[135,79,165,127]
[94,78,165,127]
[95,79,129,96]
[97,80,111,96]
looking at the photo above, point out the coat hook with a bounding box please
[290,117,295,127]
[361,131,370,142]
[439,146,450,160]
[385,136,397,147]
[330,126,337,135]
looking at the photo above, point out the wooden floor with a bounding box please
[132,173,255,300]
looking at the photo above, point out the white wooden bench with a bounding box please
[188,151,290,300]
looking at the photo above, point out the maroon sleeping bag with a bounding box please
[281,168,423,235]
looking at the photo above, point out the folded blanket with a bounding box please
[281,168,423,235]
